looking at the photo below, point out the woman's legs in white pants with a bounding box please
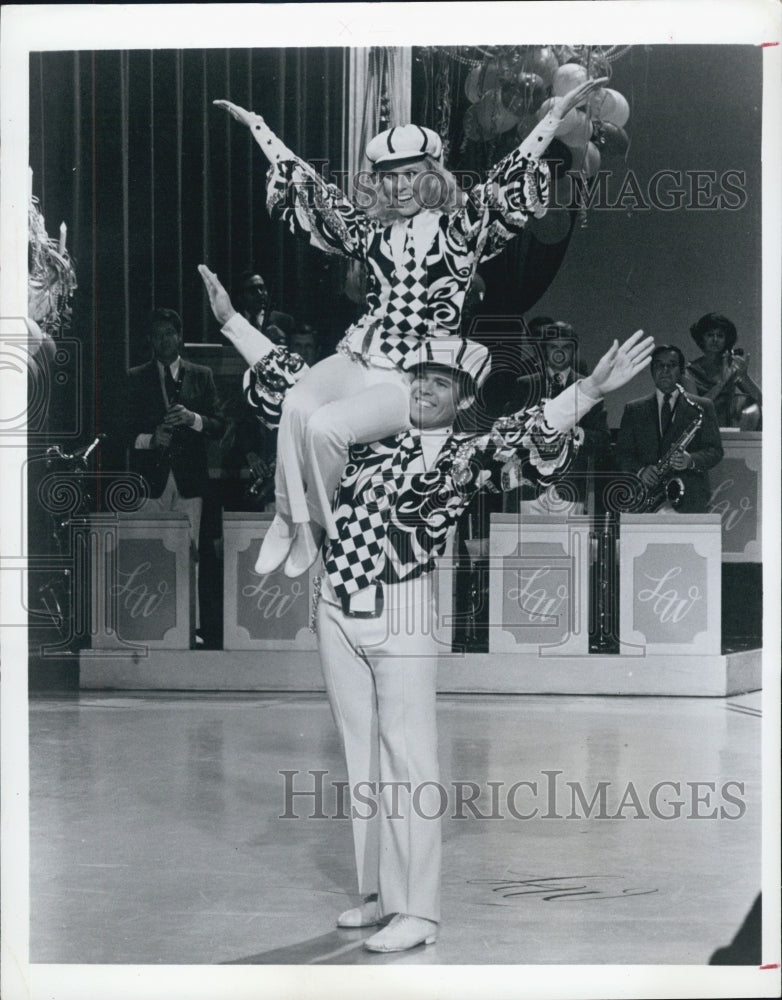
[275,355,410,534]
[274,354,360,523]
[304,375,410,538]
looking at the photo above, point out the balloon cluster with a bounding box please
[462,46,631,174]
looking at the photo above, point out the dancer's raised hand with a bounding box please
[586,329,655,396]
[550,76,609,122]
[213,99,294,164]
[198,265,235,325]
[213,99,261,129]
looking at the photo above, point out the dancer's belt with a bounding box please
[336,320,394,369]
[330,572,434,618]
[340,581,385,618]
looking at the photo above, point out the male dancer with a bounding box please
[199,264,653,953]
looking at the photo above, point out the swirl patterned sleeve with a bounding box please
[243,111,369,260]
[452,405,577,496]
[220,312,309,431]
[460,110,561,262]
[265,157,369,261]
[452,377,604,493]
[241,347,308,431]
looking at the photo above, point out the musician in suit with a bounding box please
[506,320,610,513]
[615,344,723,513]
[126,309,224,619]
[200,263,653,953]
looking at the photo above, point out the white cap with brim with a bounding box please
[366,124,443,170]
[403,337,491,389]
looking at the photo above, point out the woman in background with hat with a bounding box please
[214,77,603,578]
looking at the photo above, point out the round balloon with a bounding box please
[556,109,593,147]
[594,121,630,157]
[589,87,630,127]
[523,46,559,86]
[464,91,520,140]
[552,62,588,97]
[465,60,501,105]
[584,142,601,177]
[537,97,579,135]
[567,140,599,174]
[503,74,545,116]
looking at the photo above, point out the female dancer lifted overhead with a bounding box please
[215,75,603,577]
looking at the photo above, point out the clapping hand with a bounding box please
[586,329,655,397]
[164,404,196,428]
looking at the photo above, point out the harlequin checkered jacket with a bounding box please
[244,348,577,601]
[264,141,549,367]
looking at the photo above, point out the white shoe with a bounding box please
[283,522,324,578]
[363,913,437,952]
[337,895,381,928]
[255,515,294,575]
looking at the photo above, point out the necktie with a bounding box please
[380,225,427,365]
[324,429,421,600]
[164,367,179,406]
[551,372,565,396]
[660,392,673,436]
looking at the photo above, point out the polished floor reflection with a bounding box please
[29,689,761,965]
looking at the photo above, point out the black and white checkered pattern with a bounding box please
[379,229,428,366]
[324,430,421,600]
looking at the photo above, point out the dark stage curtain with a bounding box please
[29,48,349,459]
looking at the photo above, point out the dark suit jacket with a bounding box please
[615,390,723,513]
[505,368,610,503]
[125,358,224,499]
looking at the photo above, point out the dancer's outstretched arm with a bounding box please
[214,100,297,166]
[466,76,608,260]
[512,76,608,172]
[452,330,654,488]
[213,100,366,258]
[199,264,307,428]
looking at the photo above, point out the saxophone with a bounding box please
[641,386,704,512]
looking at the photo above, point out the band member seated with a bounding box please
[616,344,723,513]
[199,263,653,954]
[506,319,610,514]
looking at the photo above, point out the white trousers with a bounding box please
[316,576,442,923]
[275,354,410,538]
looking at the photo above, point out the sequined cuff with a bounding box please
[249,345,306,402]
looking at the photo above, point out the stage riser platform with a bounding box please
[78,648,762,698]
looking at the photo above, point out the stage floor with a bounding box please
[30,689,763,967]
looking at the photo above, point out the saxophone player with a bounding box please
[616,345,723,513]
